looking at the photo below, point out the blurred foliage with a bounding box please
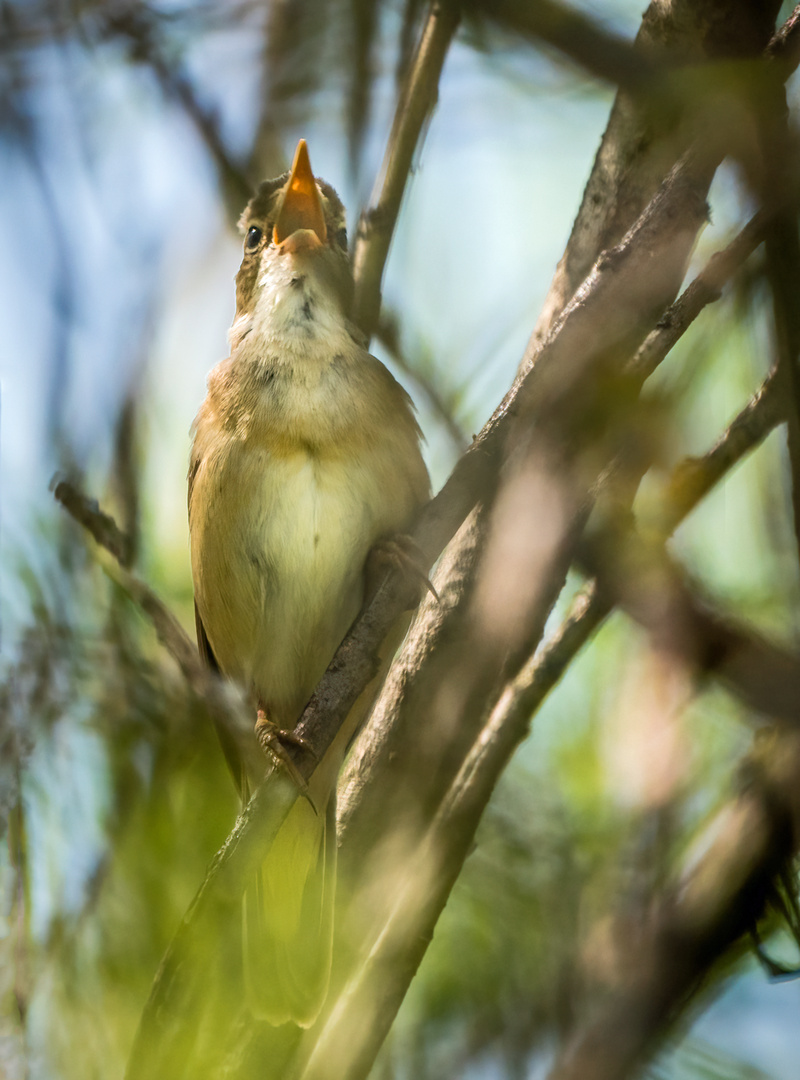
[3,0,800,1079]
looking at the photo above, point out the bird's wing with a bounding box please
[194,601,248,799]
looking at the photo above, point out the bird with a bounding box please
[188,139,430,1026]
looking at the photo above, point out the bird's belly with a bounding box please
[192,445,380,726]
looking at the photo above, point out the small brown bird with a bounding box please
[188,140,429,1025]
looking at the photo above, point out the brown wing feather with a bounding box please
[195,597,248,800]
[194,600,220,673]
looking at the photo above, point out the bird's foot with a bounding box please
[255,709,317,807]
[367,534,439,606]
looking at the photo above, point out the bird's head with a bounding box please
[232,140,353,334]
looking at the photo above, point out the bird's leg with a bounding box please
[366,534,440,606]
[255,704,317,803]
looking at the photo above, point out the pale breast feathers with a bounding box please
[189,345,428,723]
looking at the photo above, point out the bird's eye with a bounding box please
[245,225,263,251]
[335,227,347,251]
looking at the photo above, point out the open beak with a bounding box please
[273,140,327,254]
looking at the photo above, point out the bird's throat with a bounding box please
[230,255,351,362]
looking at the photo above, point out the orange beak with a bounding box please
[273,140,327,253]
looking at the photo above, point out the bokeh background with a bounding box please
[3,1,800,1077]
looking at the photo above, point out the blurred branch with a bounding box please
[523,0,786,361]
[99,4,253,214]
[756,67,800,570]
[124,769,304,1080]
[465,0,661,92]
[9,762,30,1033]
[651,373,782,536]
[768,3,800,69]
[109,390,142,568]
[376,310,469,451]
[52,478,134,569]
[53,478,202,684]
[346,0,379,176]
[547,726,800,1080]
[578,522,800,725]
[351,0,460,336]
[299,359,785,1080]
[630,211,769,382]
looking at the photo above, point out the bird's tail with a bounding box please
[240,612,413,1026]
[243,787,337,1027]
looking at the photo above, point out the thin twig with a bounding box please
[53,477,201,686]
[52,479,133,568]
[652,373,782,536]
[53,478,260,775]
[100,5,253,211]
[767,3,800,68]
[351,0,460,335]
[376,310,469,451]
[630,211,769,382]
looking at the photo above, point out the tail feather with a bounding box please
[243,792,336,1027]
[240,618,411,1026]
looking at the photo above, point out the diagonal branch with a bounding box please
[579,524,800,726]
[351,0,460,336]
[299,146,714,785]
[52,478,134,569]
[296,364,786,1080]
[466,0,662,93]
[521,0,789,360]
[98,6,254,213]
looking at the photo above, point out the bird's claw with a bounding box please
[369,535,439,605]
[255,709,318,810]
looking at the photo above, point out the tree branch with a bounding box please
[333,0,800,869]
[57,6,800,1076]
[579,522,800,728]
[351,0,460,336]
[465,0,662,93]
[52,478,134,569]
[99,4,254,214]
[629,211,769,382]
[522,0,785,361]
[298,361,786,1080]
[336,146,716,859]
[547,726,800,1080]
